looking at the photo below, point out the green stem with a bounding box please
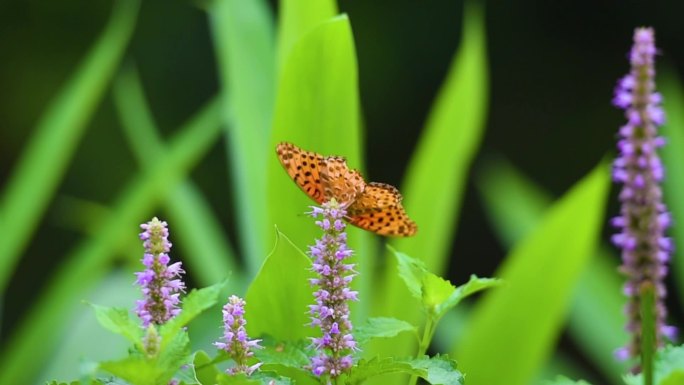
[640,282,656,385]
[409,315,438,385]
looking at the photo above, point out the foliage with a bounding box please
[1,0,683,384]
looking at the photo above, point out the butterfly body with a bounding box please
[276,142,417,237]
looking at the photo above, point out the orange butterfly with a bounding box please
[275,142,417,237]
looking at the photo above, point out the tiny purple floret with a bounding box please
[214,295,262,376]
[611,27,675,361]
[134,217,186,327]
[307,200,359,379]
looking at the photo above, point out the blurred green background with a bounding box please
[1,0,684,384]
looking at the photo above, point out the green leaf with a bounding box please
[256,338,310,369]
[100,356,164,385]
[157,330,191,382]
[161,281,226,341]
[391,247,499,319]
[543,376,594,385]
[347,357,415,384]
[267,14,370,252]
[659,69,684,307]
[436,275,502,316]
[245,230,312,341]
[266,13,374,323]
[251,372,294,385]
[355,317,417,346]
[0,98,223,385]
[409,355,464,385]
[193,350,220,385]
[216,373,261,385]
[393,246,431,300]
[348,356,463,385]
[0,0,139,292]
[175,362,200,385]
[422,274,457,312]
[624,345,684,385]
[89,304,141,347]
[476,158,629,382]
[276,0,336,67]
[375,0,489,357]
[661,373,684,385]
[103,329,190,385]
[454,161,610,385]
[113,66,240,289]
[209,0,275,273]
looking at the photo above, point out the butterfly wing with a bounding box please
[275,142,327,204]
[347,182,417,237]
[347,204,418,237]
[347,182,401,215]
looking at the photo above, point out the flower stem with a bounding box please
[640,282,656,385]
[408,316,438,385]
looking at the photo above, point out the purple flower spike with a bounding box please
[214,295,262,376]
[308,200,359,379]
[134,217,186,327]
[612,27,675,361]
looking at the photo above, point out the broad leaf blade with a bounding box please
[455,162,610,385]
[276,0,336,68]
[90,305,141,347]
[477,158,628,382]
[375,1,489,357]
[266,15,374,321]
[355,317,417,346]
[245,230,312,341]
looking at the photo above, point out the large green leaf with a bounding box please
[0,0,139,292]
[209,0,275,274]
[245,230,312,341]
[659,70,684,306]
[454,161,610,385]
[276,0,336,68]
[113,67,240,288]
[476,158,628,383]
[373,1,488,357]
[265,15,374,321]
[0,99,223,385]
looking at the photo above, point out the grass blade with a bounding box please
[0,98,222,385]
[659,70,684,306]
[209,0,276,274]
[113,67,240,288]
[454,161,610,385]
[0,0,140,292]
[476,158,627,384]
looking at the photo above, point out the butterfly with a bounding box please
[275,142,417,237]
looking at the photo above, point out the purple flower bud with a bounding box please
[134,217,186,327]
[214,295,262,376]
[612,27,675,362]
[307,200,359,379]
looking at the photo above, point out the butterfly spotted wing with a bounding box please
[275,142,327,204]
[347,182,417,237]
[276,142,417,237]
